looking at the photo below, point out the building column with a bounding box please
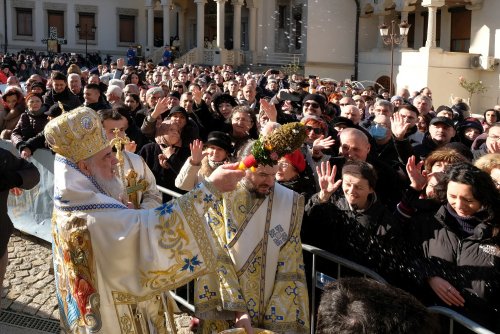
[214,0,226,49]
[232,0,244,50]
[146,4,154,55]
[161,0,171,46]
[440,6,451,50]
[178,7,186,51]
[248,3,257,53]
[422,0,445,48]
[194,0,206,49]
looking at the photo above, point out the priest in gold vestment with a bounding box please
[194,150,310,334]
[44,106,245,334]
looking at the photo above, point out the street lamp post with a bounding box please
[76,23,97,65]
[378,20,411,96]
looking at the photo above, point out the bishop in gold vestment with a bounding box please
[194,168,310,334]
[44,107,245,334]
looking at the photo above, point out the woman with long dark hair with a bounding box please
[401,162,500,332]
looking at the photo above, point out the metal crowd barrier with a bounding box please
[427,306,495,334]
[301,244,388,334]
[159,185,494,334]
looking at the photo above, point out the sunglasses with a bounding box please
[304,102,320,109]
[174,85,183,88]
[305,126,324,135]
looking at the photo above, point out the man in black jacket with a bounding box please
[43,71,82,111]
[0,148,40,296]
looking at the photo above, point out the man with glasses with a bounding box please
[194,140,310,334]
[302,93,326,117]
[473,123,500,160]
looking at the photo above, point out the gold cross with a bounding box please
[125,169,149,209]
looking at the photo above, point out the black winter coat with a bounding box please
[400,204,500,332]
[11,110,49,154]
[304,193,405,282]
[139,142,189,202]
[0,148,40,256]
[43,87,82,111]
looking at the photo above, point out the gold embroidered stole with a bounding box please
[225,183,294,309]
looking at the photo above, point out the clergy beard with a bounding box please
[241,177,271,199]
[91,168,125,202]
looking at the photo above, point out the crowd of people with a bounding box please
[1,50,500,333]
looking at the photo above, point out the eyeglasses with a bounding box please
[339,103,349,106]
[305,126,324,135]
[278,161,291,169]
[304,102,320,109]
[488,135,500,142]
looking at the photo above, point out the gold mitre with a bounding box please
[44,106,109,162]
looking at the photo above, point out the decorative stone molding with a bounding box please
[421,0,445,7]
[43,2,67,11]
[117,8,139,16]
[11,0,35,8]
[75,5,98,13]
[466,0,483,10]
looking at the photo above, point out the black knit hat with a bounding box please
[167,106,188,119]
[303,94,326,112]
[206,131,233,153]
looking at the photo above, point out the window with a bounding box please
[48,10,64,38]
[78,13,96,40]
[16,8,32,36]
[450,7,471,52]
[119,15,135,43]
[278,5,286,29]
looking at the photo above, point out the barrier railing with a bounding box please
[428,306,495,334]
[301,244,388,334]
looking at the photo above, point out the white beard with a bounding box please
[91,169,125,202]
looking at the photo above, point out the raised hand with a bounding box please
[207,162,245,193]
[313,135,335,151]
[151,97,170,119]
[428,276,465,307]
[260,98,277,122]
[391,112,412,140]
[190,139,206,165]
[406,155,427,191]
[316,161,342,203]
